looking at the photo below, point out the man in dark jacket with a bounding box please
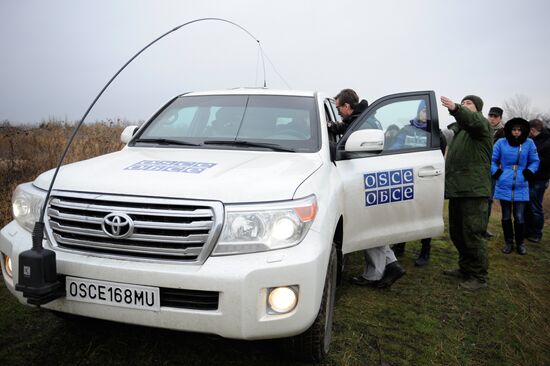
[488,107,505,142]
[329,89,367,134]
[441,95,493,290]
[334,89,406,289]
[525,118,550,242]
[329,89,379,135]
[485,106,506,237]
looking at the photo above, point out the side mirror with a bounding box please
[345,129,385,152]
[121,125,139,144]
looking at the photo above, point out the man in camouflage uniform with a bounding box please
[441,95,493,290]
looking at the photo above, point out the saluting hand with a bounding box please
[440,96,456,111]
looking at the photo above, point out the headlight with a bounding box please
[212,195,317,255]
[11,182,46,232]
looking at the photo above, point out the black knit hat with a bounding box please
[488,106,503,117]
[461,95,484,112]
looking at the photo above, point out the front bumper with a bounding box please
[0,220,330,340]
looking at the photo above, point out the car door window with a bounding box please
[338,94,441,158]
[377,98,430,151]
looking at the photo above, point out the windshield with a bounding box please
[133,94,320,152]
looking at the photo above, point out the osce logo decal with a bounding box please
[125,160,216,174]
[364,169,414,206]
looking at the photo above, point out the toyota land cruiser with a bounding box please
[1,88,445,361]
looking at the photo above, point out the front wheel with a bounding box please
[285,244,337,362]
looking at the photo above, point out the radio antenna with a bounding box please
[260,46,291,89]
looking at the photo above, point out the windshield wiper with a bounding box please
[134,138,201,146]
[203,140,296,152]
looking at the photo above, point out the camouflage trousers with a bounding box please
[448,197,489,282]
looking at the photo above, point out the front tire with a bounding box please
[286,244,337,362]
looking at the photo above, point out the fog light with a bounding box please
[4,255,13,278]
[268,286,298,314]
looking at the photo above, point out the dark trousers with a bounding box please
[448,197,489,282]
[500,200,526,223]
[525,179,549,240]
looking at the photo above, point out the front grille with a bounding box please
[46,192,223,262]
[160,288,219,310]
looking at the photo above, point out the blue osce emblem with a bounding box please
[364,169,414,206]
[125,160,216,174]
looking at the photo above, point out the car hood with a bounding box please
[34,147,323,203]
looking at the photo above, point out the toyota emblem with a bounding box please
[102,212,134,239]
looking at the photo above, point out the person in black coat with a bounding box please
[485,107,505,237]
[328,89,380,135]
[525,119,550,242]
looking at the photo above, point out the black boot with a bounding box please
[392,243,405,258]
[415,238,431,266]
[376,261,406,288]
[514,222,526,255]
[501,220,514,254]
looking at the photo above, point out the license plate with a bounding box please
[66,276,160,311]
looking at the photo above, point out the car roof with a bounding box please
[181,88,317,98]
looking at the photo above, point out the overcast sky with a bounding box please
[1,0,549,126]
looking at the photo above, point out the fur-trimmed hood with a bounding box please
[504,117,530,146]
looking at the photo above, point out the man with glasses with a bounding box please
[333,88,406,289]
[330,89,369,135]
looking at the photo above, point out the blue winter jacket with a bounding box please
[491,121,539,202]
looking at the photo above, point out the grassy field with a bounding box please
[0,122,125,225]
[0,123,549,365]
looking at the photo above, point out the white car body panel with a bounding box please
[33,149,323,203]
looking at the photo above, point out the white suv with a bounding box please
[1,88,445,361]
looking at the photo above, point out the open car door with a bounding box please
[335,91,445,254]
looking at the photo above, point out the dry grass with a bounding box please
[0,121,124,227]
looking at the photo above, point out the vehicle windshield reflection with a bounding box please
[134,94,320,152]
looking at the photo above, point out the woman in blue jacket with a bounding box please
[492,118,539,255]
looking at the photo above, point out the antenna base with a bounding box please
[15,223,65,306]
